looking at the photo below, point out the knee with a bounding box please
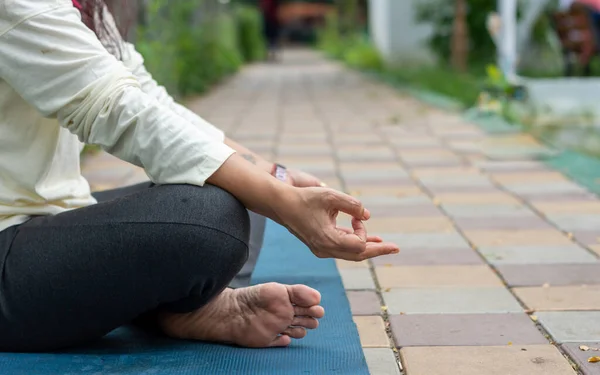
[156,184,251,247]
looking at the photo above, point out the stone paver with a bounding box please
[371,247,484,266]
[363,348,401,375]
[453,216,554,230]
[335,259,369,269]
[532,201,600,214]
[536,311,600,342]
[514,286,600,311]
[353,316,390,348]
[80,50,600,374]
[478,245,598,265]
[497,264,600,286]
[442,204,537,218]
[375,265,502,288]
[401,346,577,375]
[464,230,573,247]
[561,343,600,375]
[373,233,469,248]
[365,217,454,233]
[383,287,523,314]
[339,268,376,290]
[346,291,382,316]
[390,313,548,347]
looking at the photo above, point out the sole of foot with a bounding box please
[159,282,325,348]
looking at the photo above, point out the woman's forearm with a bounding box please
[224,138,274,174]
[206,153,291,223]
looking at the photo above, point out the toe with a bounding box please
[292,316,319,329]
[283,327,307,339]
[286,285,321,307]
[269,335,292,347]
[294,305,325,319]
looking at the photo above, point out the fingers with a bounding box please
[335,231,367,254]
[331,241,400,261]
[337,227,383,243]
[351,217,367,242]
[361,242,400,259]
[325,190,368,220]
[368,235,383,243]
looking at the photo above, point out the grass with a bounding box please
[386,64,484,108]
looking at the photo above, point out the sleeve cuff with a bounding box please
[163,141,235,187]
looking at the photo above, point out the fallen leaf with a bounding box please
[384,264,393,268]
[581,345,600,352]
[384,288,391,292]
[588,356,600,363]
[381,306,388,312]
[507,342,513,346]
[530,315,538,322]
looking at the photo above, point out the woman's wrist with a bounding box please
[207,154,291,221]
[265,179,297,224]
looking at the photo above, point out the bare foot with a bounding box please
[158,283,325,347]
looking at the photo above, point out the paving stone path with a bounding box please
[82,50,600,375]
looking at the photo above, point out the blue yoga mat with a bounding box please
[0,221,369,375]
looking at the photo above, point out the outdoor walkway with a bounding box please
[82,50,600,375]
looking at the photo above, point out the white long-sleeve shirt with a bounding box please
[0,1,235,232]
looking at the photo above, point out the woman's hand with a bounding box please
[276,187,399,261]
[208,154,398,261]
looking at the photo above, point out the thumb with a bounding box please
[326,190,369,220]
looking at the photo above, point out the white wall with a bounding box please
[369,0,435,65]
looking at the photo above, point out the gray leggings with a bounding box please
[0,183,264,352]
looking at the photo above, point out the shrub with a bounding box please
[136,0,266,97]
[343,36,383,71]
[317,13,346,58]
[235,5,267,62]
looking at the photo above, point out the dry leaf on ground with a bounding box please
[580,345,600,352]
[530,315,538,322]
[588,356,600,363]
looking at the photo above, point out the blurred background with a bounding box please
[105,0,600,158]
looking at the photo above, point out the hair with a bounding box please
[74,0,128,59]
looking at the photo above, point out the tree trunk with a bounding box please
[451,0,468,72]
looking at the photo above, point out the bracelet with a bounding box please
[271,163,288,182]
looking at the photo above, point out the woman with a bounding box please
[0,0,398,352]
